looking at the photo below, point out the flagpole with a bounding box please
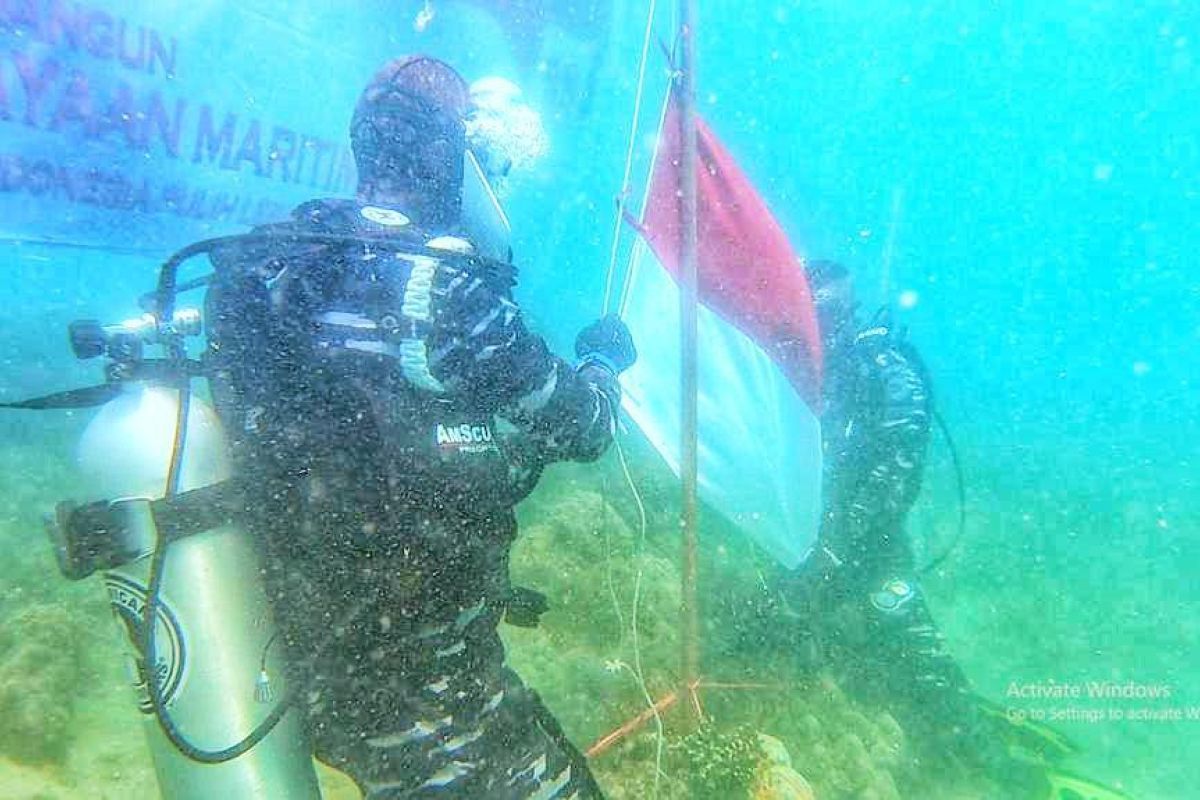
[677,0,701,717]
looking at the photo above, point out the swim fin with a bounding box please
[967,697,1134,799]
[974,695,1079,763]
[1044,769,1134,800]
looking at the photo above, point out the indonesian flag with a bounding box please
[620,95,824,568]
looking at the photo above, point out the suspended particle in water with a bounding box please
[1132,361,1151,376]
[1093,163,1114,182]
[897,289,919,309]
[414,0,435,33]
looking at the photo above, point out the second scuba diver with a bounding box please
[786,260,1124,799]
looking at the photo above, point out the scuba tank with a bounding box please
[24,309,321,799]
[4,167,515,796]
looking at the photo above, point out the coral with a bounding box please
[501,465,975,799]
[751,734,815,800]
[0,604,84,764]
[505,481,682,745]
[0,755,67,800]
[770,678,906,800]
[676,723,763,799]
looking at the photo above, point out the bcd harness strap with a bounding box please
[50,481,244,581]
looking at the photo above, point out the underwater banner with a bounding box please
[0,0,603,255]
[0,0,353,250]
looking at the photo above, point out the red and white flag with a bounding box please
[621,95,824,568]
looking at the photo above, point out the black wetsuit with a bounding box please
[818,319,932,589]
[804,319,983,755]
[205,199,611,799]
[806,320,1050,797]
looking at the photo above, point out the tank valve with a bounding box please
[68,308,203,362]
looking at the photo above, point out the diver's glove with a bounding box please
[504,585,550,628]
[575,314,637,376]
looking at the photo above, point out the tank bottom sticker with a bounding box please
[105,573,187,713]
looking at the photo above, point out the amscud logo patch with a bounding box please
[105,573,186,714]
[435,422,498,455]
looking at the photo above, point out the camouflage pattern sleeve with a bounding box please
[826,334,932,570]
[442,273,618,464]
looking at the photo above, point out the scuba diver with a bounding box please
[204,56,633,799]
[789,260,1128,799]
[786,259,1035,793]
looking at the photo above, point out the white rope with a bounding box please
[602,0,659,316]
[601,481,626,644]
[596,10,681,793]
[614,433,664,797]
[617,89,671,318]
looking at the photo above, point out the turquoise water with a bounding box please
[1,1,1197,798]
